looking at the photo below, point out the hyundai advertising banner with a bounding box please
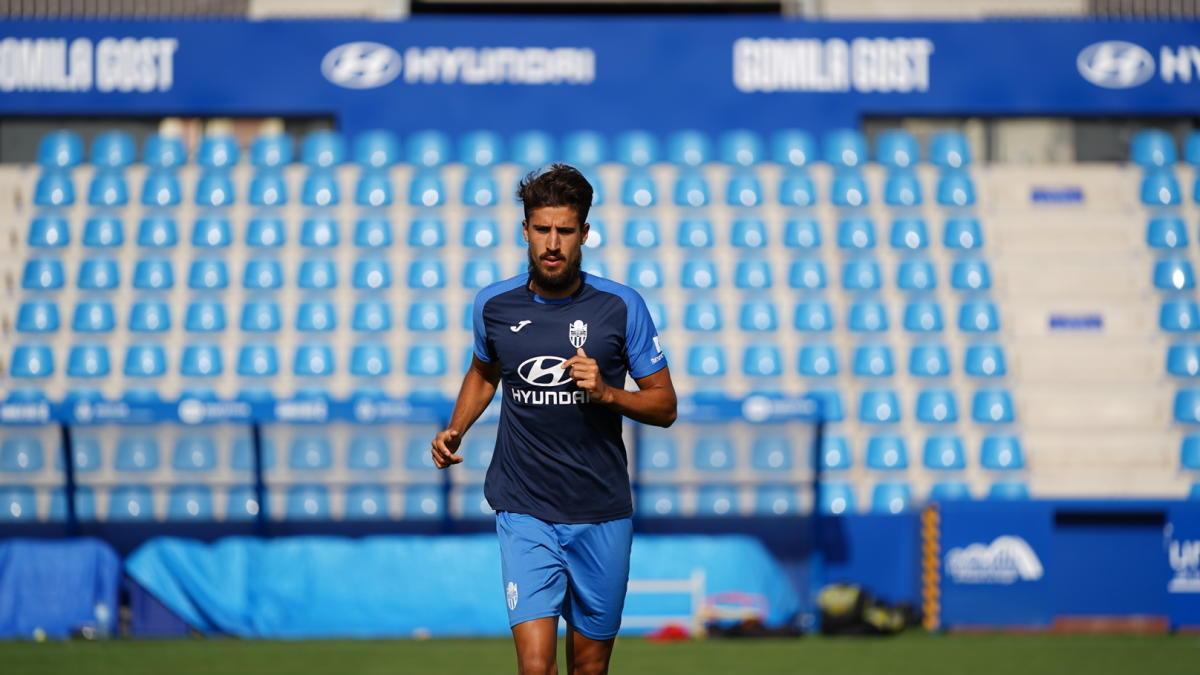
[0,20,1198,136]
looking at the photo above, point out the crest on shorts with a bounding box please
[569,320,588,349]
[506,581,519,610]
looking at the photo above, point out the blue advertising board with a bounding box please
[0,19,1199,137]
[1167,502,1200,629]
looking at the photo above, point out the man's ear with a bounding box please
[581,221,590,245]
[521,219,529,243]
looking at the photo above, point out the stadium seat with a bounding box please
[621,218,660,249]
[399,485,441,519]
[929,130,971,168]
[66,345,110,378]
[917,388,959,424]
[1155,259,1196,291]
[743,344,783,377]
[876,129,919,168]
[0,437,43,473]
[250,133,293,168]
[897,259,937,292]
[28,214,69,248]
[286,484,331,519]
[463,259,500,289]
[296,301,336,333]
[739,301,777,332]
[944,217,983,250]
[904,301,944,333]
[1168,344,1200,377]
[616,130,659,167]
[406,344,447,376]
[141,169,182,207]
[350,344,390,376]
[243,259,283,290]
[172,436,217,472]
[959,300,1000,333]
[138,215,178,247]
[884,169,923,207]
[667,130,711,167]
[824,129,867,167]
[124,345,166,377]
[237,345,278,377]
[143,134,186,168]
[621,171,657,207]
[726,173,763,207]
[848,300,889,333]
[408,260,446,289]
[1186,132,1200,166]
[248,170,288,206]
[185,301,226,332]
[859,389,901,424]
[297,259,337,290]
[831,170,870,207]
[627,260,663,289]
[672,173,710,208]
[965,344,1007,377]
[837,217,876,249]
[1141,169,1182,206]
[820,436,851,470]
[194,170,234,207]
[681,259,719,289]
[795,301,834,332]
[240,301,281,333]
[407,301,447,332]
[936,170,976,207]
[459,130,504,167]
[866,436,908,470]
[798,344,839,377]
[788,259,827,290]
[779,171,817,207]
[299,216,338,248]
[353,301,392,332]
[47,486,97,521]
[988,482,1029,500]
[853,344,894,378]
[347,435,390,471]
[347,218,389,250]
[1181,437,1200,469]
[87,130,134,168]
[301,130,346,168]
[730,218,767,248]
[924,436,966,470]
[819,482,856,515]
[735,260,772,290]
[344,484,389,519]
[1131,129,1177,168]
[562,130,607,167]
[751,436,794,471]
[409,218,447,249]
[0,487,36,521]
[301,170,340,206]
[87,170,129,206]
[197,134,239,168]
[871,482,912,514]
[289,436,333,471]
[784,218,820,249]
[347,131,398,170]
[677,218,714,248]
[192,215,232,248]
[697,485,741,516]
[224,486,264,520]
[165,485,213,520]
[294,344,334,377]
[1162,300,1200,332]
[637,485,681,517]
[108,485,155,521]
[842,259,882,291]
[16,302,59,333]
[684,301,723,332]
[972,389,1016,424]
[510,130,554,168]
[930,482,971,501]
[115,436,159,472]
[694,437,736,472]
[890,218,929,251]
[1179,389,1200,423]
[755,486,799,516]
[22,258,65,291]
[34,170,75,206]
[180,345,222,377]
[457,218,498,250]
[687,344,727,377]
[809,389,845,422]
[981,436,1025,470]
[720,129,764,166]
[462,171,498,207]
[354,259,392,290]
[951,259,992,292]
[38,129,84,168]
[72,301,115,333]
[406,130,450,168]
[772,129,816,167]
[408,172,445,207]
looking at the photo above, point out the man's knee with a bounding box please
[569,654,610,675]
[518,654,558,675]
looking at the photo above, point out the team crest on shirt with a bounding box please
[569,320,588,349]
[506,581,519,610]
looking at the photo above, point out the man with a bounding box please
[431,163,677,675]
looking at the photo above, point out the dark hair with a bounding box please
[516,163,593,224]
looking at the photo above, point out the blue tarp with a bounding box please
[125,534,799,638]
[0,538,120,639]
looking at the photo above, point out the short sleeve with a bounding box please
[472,292,494,363]
[625,293,666,379]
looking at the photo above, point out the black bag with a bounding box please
[816,583,913,636]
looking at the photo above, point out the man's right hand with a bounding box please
[431,429,464,469]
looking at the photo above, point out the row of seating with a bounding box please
[36,128,973,170]
[1131,129,1200,168]
[1139,168,1200,207]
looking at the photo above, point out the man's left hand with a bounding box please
[564,347,610,404]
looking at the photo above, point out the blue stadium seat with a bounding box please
[667,130,711,167]
[248,170,288,206]
[616,131,659,167]
[951,259,992,292]
[1162,300,1200,332]
[240,301,281,333]
[842,259,882,291]
[788,259,827,290]
[624,218,661,249]
[739,301,777,332]
[180,345,222,377]
[798,344,839,377]
[462,171,498,207]
[87,170,129,206]
[409,218,446,249]
[185,302,226,332]
[347,435,390,471]
[406,130,450,168]
[809,389,845,422]
[772,129,817,167]
[837,217,876,249]
[988,482,1029,500]
[876,129,919,168]
[289,437,333,472]
[463,259,500,289]
[563,130,607,167]
[743,344,783,377]
[890,217,929,250]
[0,487,36,521]
[860,389,901,424]
[831,170,869,207]
[694,436,735,471]
[297,259,337,290]
[929,130,971,168]
[286,484,331,519]
[294,344,334,377]
[735,260,772,290]
[243,259,283,290]
[755,486,799,516]
[1168,344,1200,377]
[192,215,232,248]
[408,260,446,290]
[866,435,908,470]
[959,300,1000,333]
[298,215,337,248]
[143,134,185,168]
[90,131,135,168]
[406,344,448,377]
[821,436,851,470]
[681,259,718,289]
[824,129,867,167]
[853,344,894,377]
[673,173,710,207]
[250,133,293,168]
[1181,437,1200,469]
[345,484,390,519]
[637,485,681,517]
[459,130,503,167]
[784,219,820,250]
[944,217,983,250]
[72,301,115,333]
[848,300,889,333]
[302,170,340,206]
[510,130,554,168]
[197,134,238,168]
[924,436,966,470]
[407,301,447,332]
[166,485,213,520]
[1192,484,1200,500]
[296,301,336,332]
[1141,169,1182,206]
[936,170,976,207]
[0,437,44,473]
[28,214,69,248]
[1186,132,1200,166]
[402,485,444,519]
[884,169,923,207]
[124,345,166,378]
[779,171,817,207]
[224,486,264,520]
[401,438,438,474]
[38,130,83,168]
[930,482,971,501]
[726,173,764,207]
[645,301,666,331]
[67,345,110,378]
[22,259,65,291]
[352,301,392,332]
[237,345,278,377]
[1131,129,1177,168]
[48,486,97,521]
[108,485,155,521]
[871,482,912,514]
[301,130,346,168]
[981,436,1025,470]
[230,436,276,471]
[1178,390,1200,423]
[687,344,727,377]
[137,215,178,247]
[350,344,390,376]
[897,259,936,292]
[965,344,1006,377]
[462,217,498,249]
[115,436,159,472]
[350,130,399,169]
[904,301,944,333]
[628,260,663,289]
[350,259,390,291]
[16,302,59,333]
[684,301,722,332]
[751,436,793,471]
[794,301,834,332]
[1155,259,1196,291]
[720,129,764,166]
[819,482,856,515]
[172,436,217,472]
[697,485,740,516]
[732,218,768,248]
[621,171,657,207]
[194,170,235,207]
[141,169,181,207]
[673,219,711,249]
[972,389,1016,424]
[408,171,445,207]
[917,388,958,424]
[34,170,75,206]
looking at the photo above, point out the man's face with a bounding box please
[524,205,588,292]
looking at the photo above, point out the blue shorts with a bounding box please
[496,511,634,640]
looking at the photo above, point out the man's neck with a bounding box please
[528,275,582,300]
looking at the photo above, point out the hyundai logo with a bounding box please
[1077,41,1155,89]
[518,356,572,387]
[322,42,402,89]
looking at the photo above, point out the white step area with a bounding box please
[1011,339,1164,384]
[1004,298,1160,338]
[988,211,1144,255]
[1018,384,1171,431]
[1025,430,1179,469]
[994,256,1150,299]
[1031,470,1191,499]
[980,163,1139,212]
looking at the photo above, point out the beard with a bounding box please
[527,248,582,293]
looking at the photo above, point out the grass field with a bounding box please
[3,633,1199,675]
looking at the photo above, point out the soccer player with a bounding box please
[431,164,677,675]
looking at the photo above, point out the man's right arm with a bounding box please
[431,356,501,469]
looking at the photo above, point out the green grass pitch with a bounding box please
[3,633,1198,675]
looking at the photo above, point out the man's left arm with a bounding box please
[565,348,677,427]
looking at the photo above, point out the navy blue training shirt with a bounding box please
[473,271,667,524]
